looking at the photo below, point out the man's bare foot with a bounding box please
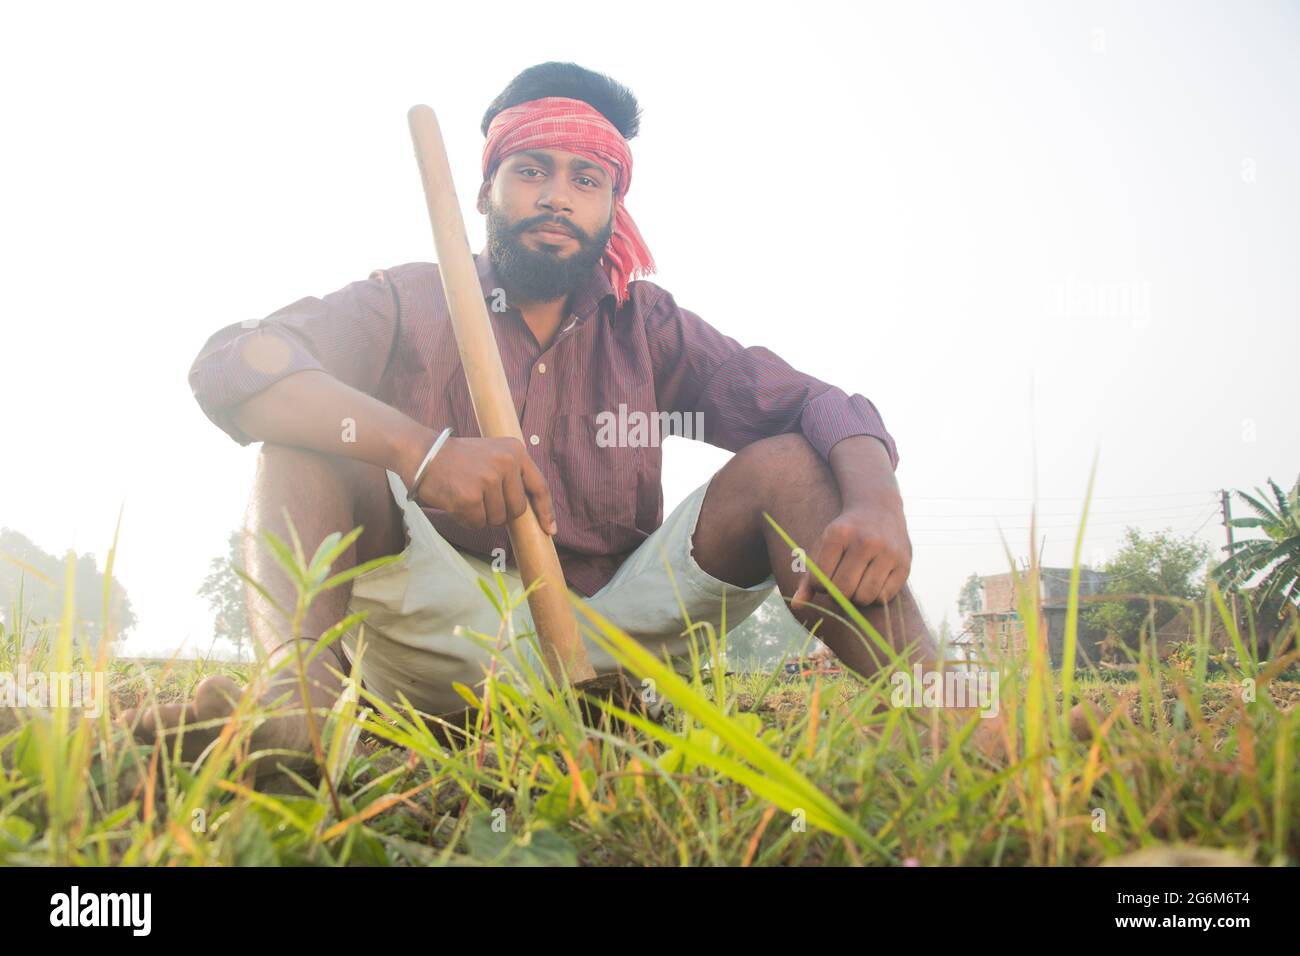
[117,674,317,779]
[967,694,1136,763]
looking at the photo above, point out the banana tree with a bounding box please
[1213,474,1300,619]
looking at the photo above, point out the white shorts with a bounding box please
[341,470,777,715]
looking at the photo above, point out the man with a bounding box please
[122,62,936,771]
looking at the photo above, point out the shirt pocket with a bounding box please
[635,441,663,532]
[549,412,645,547]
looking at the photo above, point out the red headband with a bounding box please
[482,95,655,307]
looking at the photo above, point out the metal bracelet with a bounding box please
[406,426,454,503]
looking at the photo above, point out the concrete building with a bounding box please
[969,567,1110,668]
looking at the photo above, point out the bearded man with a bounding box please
[123,62,936,773]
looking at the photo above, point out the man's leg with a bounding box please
[690,433,938,680]
[119,444,405,770]
[242,444,405,712]
[688,433,1111,759]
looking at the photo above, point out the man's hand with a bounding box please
[224,366,560,537]
[409,435,559,535]
[791,500,912,610]
[790,433,909,610]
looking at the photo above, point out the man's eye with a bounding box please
[520,167,543,178]
[577,176,598,188]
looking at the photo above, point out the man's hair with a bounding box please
[480,62,642,140]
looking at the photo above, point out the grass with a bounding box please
[1,488,1298,867]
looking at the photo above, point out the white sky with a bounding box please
[2,0,1297,657]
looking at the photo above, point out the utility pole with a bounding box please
[1220,489,1240,623]
[1220,490,1237,559]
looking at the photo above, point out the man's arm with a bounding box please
[644,288,910,607]
[189,269,403,443]
[828,433,904,511]
[791,433,911,609]
[643,288,900,469]
[188,267,432,486]
[226,367,436,490]
[189,267,559,530]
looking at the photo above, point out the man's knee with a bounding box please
[253,443,391,501]
[248,444,401,559]
[255,442,348,487]
[728,433,827,499]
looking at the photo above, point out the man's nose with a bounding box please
[538,186,573,214]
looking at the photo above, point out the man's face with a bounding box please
[478,148,615,304]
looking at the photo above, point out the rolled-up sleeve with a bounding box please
[187,269,402,445]
[644,289,899,470]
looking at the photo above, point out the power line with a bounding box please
[917,535,1185,547]
[907,508,1213,525]
[907,490,1218,502]
[905,502,1214,519]
[911,509,1221,548]
[922,507,1218,534]
[1191,509,1219,537]
[908,510,1220,533]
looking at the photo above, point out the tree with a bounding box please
[198,530,254,660]
[1084,526,1210,651]
[0,527,136,647]
[725,591,815,671]
[1213,474,1300,622]
[956,572,983,630]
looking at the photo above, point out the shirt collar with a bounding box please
[475,242,616,326]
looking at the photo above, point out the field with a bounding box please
[2,516,1298,867]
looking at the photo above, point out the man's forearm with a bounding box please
[827,435,903,511]
[228,368,435,489]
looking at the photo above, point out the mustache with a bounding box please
[515,215,588,242]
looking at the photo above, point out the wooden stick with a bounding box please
[407,104,595,684]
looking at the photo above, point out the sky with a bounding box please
[2,0,1297,657]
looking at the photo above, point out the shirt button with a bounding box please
[529,434,540,446]
[537,362,546,374]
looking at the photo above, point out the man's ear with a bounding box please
[476,180,491,215]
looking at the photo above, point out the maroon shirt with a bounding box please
[189,245,900,596]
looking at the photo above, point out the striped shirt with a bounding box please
[188,245,899,596]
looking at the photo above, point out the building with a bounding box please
[969,567,1110,668]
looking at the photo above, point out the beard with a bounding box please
[486,203,614,304]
